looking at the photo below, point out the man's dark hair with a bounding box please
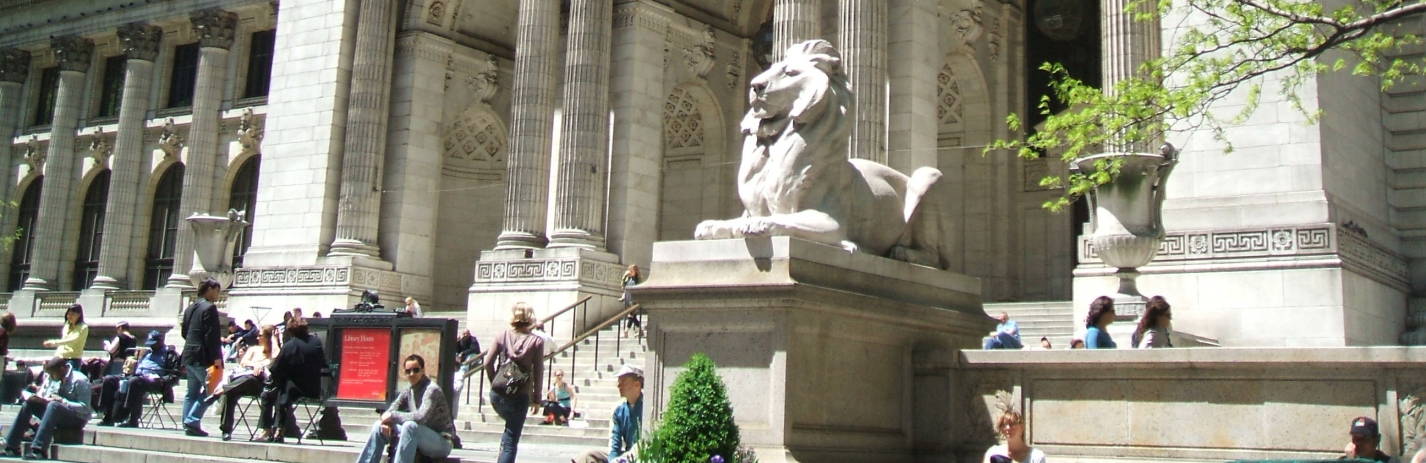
[286,317,310,338]
[43,357,67,372]
[404,354,425,369]
[197,278,222,294]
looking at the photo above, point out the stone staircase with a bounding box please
[1384,28,1426,343]
[983,301,1076,348]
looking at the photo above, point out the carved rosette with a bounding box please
[157,118,184,158]
[236,107,264,152]
[0,49,30,83]
[51,36,94,72]
[191,9,238,50]
[117,23,163,62]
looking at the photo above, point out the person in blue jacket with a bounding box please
[575,365,643,463]
[1084,296,1117,349]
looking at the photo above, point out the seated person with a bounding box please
[355,354,459,463]
[256,317,325,442]
[1343,416,1401,463]
[542,369,576,425]
[3,357,93,460]
[208,324,275,441]
[97,330,173,427]
[102,321,137,375]
[982,313,1022,349]
[575,365,643,463]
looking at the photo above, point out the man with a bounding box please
[3,358,92,460]
[1038,336,1052,350]
[258,317,326,442]
[355,354,457,463]
[455,329,481,365]
[574,365,643,463]
[98,330,173,427]
[1343,416,1401,462]
[180,278,224,436]
[452,329,482,418]
[982,312,1022,349]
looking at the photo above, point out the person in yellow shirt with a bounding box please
[42,304,88,372]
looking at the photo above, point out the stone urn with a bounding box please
[185,209,248,289]
[1072,145,1177,316]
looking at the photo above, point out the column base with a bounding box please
[494,231,548,250]
[20,277,53,291]
[546,229,605,251]
[466,247,624,343]
[328,238,383,258]
[637,237,988,462]
[163,272,192,290]
[88,275,123,291]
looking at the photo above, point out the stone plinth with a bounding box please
[225,259,410,326]
[466,247,625,343]
[635,237,989,463]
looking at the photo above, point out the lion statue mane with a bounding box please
[694,40,955,270]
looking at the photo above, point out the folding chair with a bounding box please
[292,362,337,445]
[232,394,261,440]
[140,387,178,429]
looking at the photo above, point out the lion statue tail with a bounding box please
[900,167,957,271]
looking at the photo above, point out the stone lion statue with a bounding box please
[695,40,955,269]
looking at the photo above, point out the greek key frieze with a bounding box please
[1081,225,1338,263]
[1211,231,1269,253]
[233,266,350,288]
[475,259,579,282]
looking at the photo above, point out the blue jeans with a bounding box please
[490,391,529,463]
[182,363,211,428]
[982,332,1022,349]
[5,400,85,450]
[355,420,452,463]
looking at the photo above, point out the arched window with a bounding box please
[227,156,259,268]
[73,170,110,290]
[7,178,42,290]
[144,165,184,290]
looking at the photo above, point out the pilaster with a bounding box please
[0,49,29,287]
[167,9,236,289]
[887,0,938,173]
[838,0,886,164]
[494,0,561,250]
[547,0,613,250]
[24,36,92,291]
[605,0,670,269]
[773,0,821,62]
[92,23,162,290]
[330,0,401,259]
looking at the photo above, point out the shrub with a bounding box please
[639,353,751,463]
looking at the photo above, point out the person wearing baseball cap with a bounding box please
[1344,416,1400,462]
[574,365,643,463]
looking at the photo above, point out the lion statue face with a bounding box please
[743,40,847,138]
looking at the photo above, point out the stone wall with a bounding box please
[953,348,1426,462]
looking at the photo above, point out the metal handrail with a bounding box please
[539,295,593,327]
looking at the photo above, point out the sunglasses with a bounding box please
[404,367,422,374]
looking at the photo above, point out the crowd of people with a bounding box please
[983,295,1177,351]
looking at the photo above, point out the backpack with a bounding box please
[490,332,529,397]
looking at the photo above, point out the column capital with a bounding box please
[0,49,30,83]
[51,36,94,72]
[191,8,239,49]
[118,23,164,61]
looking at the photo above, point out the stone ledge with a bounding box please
[961,346,1426,368]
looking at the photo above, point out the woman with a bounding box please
[981,410,1047,463]
[43,304,89,371]
[483,302,545,463]
[212,325,275,441]
[404,296,423,317]
[542,369,577,425]
[620,265,642,337]
[1132,296,1173,348]
[1083,296,1116,349]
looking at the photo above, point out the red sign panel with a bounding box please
[336,328,391,402]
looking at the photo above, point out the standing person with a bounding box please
[354,354,458,463]
[404,297,423,317]
[211,325,275,441]
[542,369,577,425]
[981,409,1047,463]
[1083,296,1117,349]
[619,265,642,338]
[256,317,326,443]
[180,278,224,437]
[483,302,546,463]
[43,304,89,372]
[2,357,92,460]
[573,365,643,463]
[1343,417,1401,462]
[982,312,1022,349]
[1132,296,1174,348]
[0,311,15,364]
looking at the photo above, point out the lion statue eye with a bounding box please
[783,68,801,76]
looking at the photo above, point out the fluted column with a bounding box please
[329,0,400,258]
[23,36,92,290]
[838,0,886,163]
[1101,0,1161,153]
[773,0,821,62]
[167,9,236,288]
[494,0,561,250]
[0,50,29,284]
[547,0,612,250]
[92,24,162,290]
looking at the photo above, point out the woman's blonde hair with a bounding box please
[995,410,1024,439]
[510,302,537,328]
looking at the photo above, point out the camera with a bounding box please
[353,289,385,312]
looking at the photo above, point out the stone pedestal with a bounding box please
[226,257,404,326]
[635,237,989,463]
[465,247,625,343]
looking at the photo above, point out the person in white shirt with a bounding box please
[982,410,1047,463]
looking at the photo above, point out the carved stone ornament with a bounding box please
[191,8,239,50]
[427,0,446,25]
[23,136,44,170]
[467,56,499,104]
[725,49,741,89]
[117,23,163,62]
[51,36,95,72]
[87,127,113,165]
[237,107,264,152]
[682,25,717,78]
[948,7,984,49]
[0,49,30,83]
[158,118,184,158]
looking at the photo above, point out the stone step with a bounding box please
[55,444,257,463]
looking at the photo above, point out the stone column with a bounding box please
[92,23,162,290]
[0,50,29,283]
[887,0,938,173]
[23,36,92,290]
[838,0,886,163]
[1101,0,1160,153]
[167,9,236,288]
[773,0,820,62]
[329,0,400,258]
[494,0,561,250]
[547,0,612,250]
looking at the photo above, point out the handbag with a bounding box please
[490,333,529,397]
